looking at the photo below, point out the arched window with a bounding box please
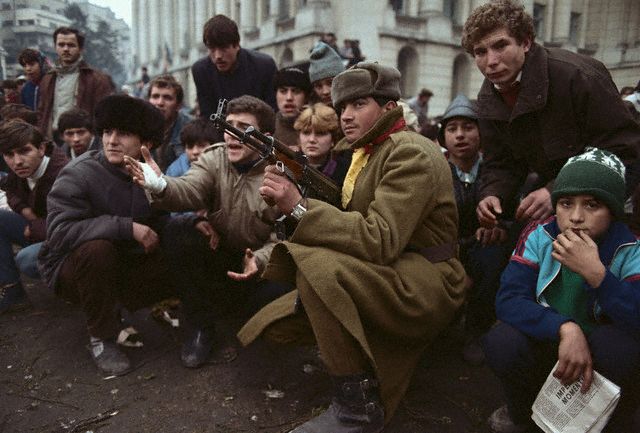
[280,47,293,67]
[397,46,418,98]
[452,53,470,99]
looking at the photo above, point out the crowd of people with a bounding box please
[0,1,639,432]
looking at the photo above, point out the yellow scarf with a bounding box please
[340,115,407,209]
[341,148,370,209]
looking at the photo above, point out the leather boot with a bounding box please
[290,373,385,433]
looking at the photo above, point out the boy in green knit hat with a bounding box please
[482,147,640,433]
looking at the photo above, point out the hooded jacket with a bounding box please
[497,216,640,341]
[477,43,640,210]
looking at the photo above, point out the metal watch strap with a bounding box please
[289,199,307,222]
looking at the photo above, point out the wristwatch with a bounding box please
[289,198,307,222]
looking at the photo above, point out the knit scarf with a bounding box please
[54,56,83,75]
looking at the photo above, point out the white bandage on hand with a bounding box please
[140,162,167,195]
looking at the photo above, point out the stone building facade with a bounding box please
[0,0,131,83]
[132,0,640,116]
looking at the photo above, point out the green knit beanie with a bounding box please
[551,147,626,219]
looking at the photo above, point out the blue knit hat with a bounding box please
[308,42,345,84]
[551,147,626,219]
[437,94,478,145]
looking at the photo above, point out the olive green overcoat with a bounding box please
[238,107,466,420]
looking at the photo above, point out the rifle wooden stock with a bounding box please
[210,103,342,208]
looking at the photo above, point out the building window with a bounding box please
[279,0,289,19]
[41,5,49,11]
[16,3,26,8]
[2,20,12,27]
[18,19,35,26]
[443,0,457,22]
[389,0,404,14]
[533,3,545,40]
[569,12,581,46]
[1,3,10,10]
[262,0,270,20]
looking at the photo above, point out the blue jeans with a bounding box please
[0,210,41,285]
[15,242,42,279]
[483,322,640,431]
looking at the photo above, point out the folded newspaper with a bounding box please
[531,361,620,433]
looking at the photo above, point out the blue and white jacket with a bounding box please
[496,216,640,341]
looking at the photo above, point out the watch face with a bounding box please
[291,202,307,221]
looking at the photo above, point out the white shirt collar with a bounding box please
[27,155,50,190]
[494,70,523,91]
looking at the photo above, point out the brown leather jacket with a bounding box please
[37,61,114,136]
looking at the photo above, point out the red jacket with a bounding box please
[37,61,114,135]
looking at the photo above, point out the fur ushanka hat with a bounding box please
[94,95,165,147]
[331,61,401,109]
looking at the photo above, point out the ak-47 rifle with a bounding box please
[210,99,342,208]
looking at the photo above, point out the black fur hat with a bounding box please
[273,64,311,93]
[94,95,164,147]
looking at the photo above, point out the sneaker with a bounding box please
[88,339,132,376]
[0,282,29,314]
[488,405,530,433]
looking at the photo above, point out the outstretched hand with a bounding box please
[227,248,259,281]
[124,146,162,189]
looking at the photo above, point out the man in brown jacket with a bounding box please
[463,0,640,229]
[239,62,466,432]
[37,27,114,140]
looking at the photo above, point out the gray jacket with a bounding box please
[38,150,167,291]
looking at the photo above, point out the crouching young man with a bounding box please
[0,121,67,313]
[39,95,174,376]
[483,149,640,433]
[238,62,466,432]
[126,95,288,368]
